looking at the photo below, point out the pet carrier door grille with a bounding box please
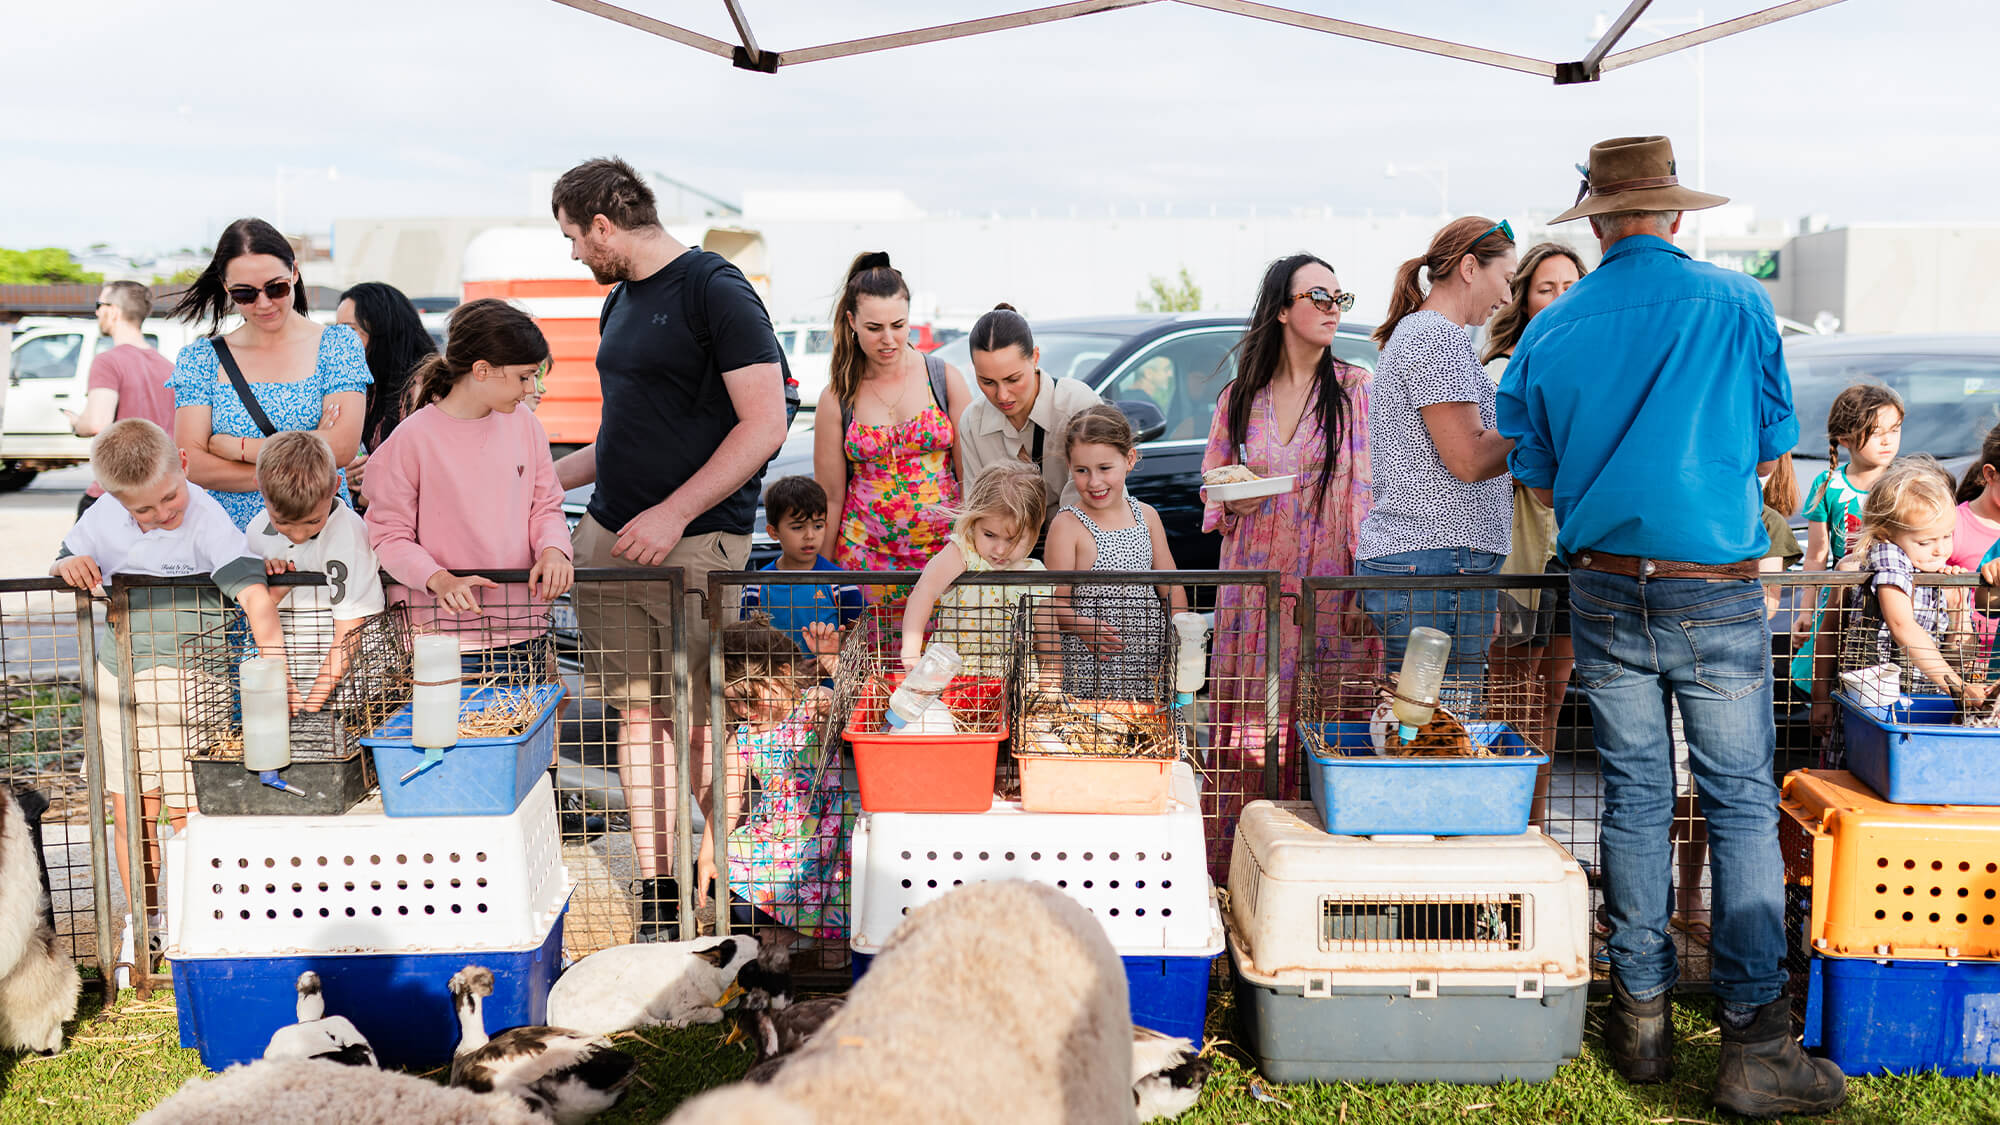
[1318,893,1529,952]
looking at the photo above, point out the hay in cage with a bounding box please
[1829,589,1994,723]
[457,687,544,739]
[185,608,415,765]
[1017,690,1180,759]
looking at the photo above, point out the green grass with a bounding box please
[5,981,1997,1124]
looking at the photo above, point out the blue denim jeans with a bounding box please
[1359,548,1504,712]
[1568,568,1786,1011]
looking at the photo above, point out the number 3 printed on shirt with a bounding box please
[325,559,348,605]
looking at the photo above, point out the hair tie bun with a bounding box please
[857,251,892,271]
[992,301,1017,313]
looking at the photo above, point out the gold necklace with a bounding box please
[862,356,907,420]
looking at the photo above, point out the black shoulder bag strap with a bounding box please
[210,339,278,436]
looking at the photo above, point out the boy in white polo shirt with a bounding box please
[247,431,385,709]
[54,419,286,945]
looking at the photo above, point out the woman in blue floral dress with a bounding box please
[167,218,371,529]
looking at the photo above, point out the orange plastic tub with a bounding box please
[844,676,1007,813]
[1778,769,2000,961]
[1015,753,1176,815]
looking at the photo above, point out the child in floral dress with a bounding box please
[696,614,848,943]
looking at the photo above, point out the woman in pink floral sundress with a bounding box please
[1200,253,1377,877]
[811,253,967,603]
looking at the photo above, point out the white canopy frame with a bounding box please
[547,0,1848,83]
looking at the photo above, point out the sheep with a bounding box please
[0,783,80,1055]
[134,1058,549,1125]
[665,879,1138,1125]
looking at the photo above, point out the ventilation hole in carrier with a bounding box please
[1082,852,1093,861]
[451,852,461,863]
[396,854,408,865]
[213,910,223,920]
[979,851,990,861]
[1056,852,1067,861]
[212,883,223,894]
[424,853,435,863]
[953,851,963,860]
[211,858,222,869]
[237,884,249,895]
[901,851,912,860]
[237,859,249,869]
[926,880,937,889]
[1082,880,1094,889]
[476,851,487,862]
[451,904,462,914]
[1932,887,1943,897]
[1875,910,1887,919]
[266,909,277,919]
[927,851,938,861]
[477,903,488,914]
[1108,908,1120,916]
[1903,911,1915,921]
[1005,852,1015,861]
[239,910,251,920]
[1877,857,1889,867]
[290,856,303,867]
[1959,914,1969,924]
[1135,908,1145,916]
[1876,884,1888,894]
[1030,852,1041,861]
[1057,880,1068,888]
[264,858,276,868]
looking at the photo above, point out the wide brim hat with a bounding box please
[1550,135,1729,224]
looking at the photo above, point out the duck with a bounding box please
[448,965,636,1125]
[1131,1025,1209,1121]
[263,971,376,1067]
[546,933,757,1035]
[712,957,848,1084]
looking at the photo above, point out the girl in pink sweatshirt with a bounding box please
[364,299,572,677]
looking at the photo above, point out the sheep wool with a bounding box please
[545,933,757,1035]
[134,1058,548,1125]
[668,880,1138,1125]
[0,784,80,1054]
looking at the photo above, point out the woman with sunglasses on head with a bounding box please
[1357,216,1518,708]
[166,218,371,529]
[1197,253,1375,871]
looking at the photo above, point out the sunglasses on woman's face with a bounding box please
[1290,287,1356,314]
[226,278,294,306]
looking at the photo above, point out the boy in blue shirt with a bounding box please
[741,476,861,663]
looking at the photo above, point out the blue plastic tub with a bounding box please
[171,908,565,1070]
[360,682,564,817]
[851,949,1216,1043]
[1804,954,2000,1076]
[1297,721,1546,836]
[1837,691,2000,806]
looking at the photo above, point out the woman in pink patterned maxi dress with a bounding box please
[1199,254,1377,878]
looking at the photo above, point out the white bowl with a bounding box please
[1204,473,1296,502]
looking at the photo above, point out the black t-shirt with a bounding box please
[589,251,785,536]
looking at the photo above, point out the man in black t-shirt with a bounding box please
[551,157,788,940]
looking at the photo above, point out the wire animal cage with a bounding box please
[184,608,412,814]
[1830,582,1993,706]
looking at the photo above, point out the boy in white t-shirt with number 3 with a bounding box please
[247,432,386,708]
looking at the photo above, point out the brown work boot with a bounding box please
[1712,999,1846,1118]
[1603,976,1674,1084]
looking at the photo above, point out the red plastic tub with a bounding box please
[844,676,1007,813]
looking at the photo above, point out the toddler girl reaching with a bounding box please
[1818,459,1985,723]
[900,463,1051,676]
[1044,405,1187,699]
[696,614,847,944]
[363,300,572,678]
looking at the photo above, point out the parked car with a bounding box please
[1784,333,2000,533]
[3,316,198,491]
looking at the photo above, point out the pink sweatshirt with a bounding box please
[363,403,571,646]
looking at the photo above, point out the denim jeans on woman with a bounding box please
[1568,568,1786,1012]
[1359,548,1503,712]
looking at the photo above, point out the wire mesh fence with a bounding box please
[0,578,107,984]
[24,557,1993,1002]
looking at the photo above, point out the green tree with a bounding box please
[0,248,103,285]
[152,266,202,286]
[1138,266,1202,313]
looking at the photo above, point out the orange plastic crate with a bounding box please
[843,676,1007,813]
[1778,769,2000,961]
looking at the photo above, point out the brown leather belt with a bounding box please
[1573,550,1761,582]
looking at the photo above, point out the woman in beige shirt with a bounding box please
[957,303,1102,517]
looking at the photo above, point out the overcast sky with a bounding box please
[5,0,1993,254]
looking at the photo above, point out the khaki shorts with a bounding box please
[572,512,748,728]
[94,663,198,806]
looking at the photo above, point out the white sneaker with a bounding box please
[115,914,133,990]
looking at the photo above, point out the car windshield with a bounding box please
[930,331,1126,385]
[1790,348,2000,461]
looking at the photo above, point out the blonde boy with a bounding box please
[54,419,286,936]
[248,432,385,709]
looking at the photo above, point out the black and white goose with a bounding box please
[448,965,636,1125]
[1132,1025,1209,1121]
[262,971,376,1067]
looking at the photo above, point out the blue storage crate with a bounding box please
[851,949,1216,1043]
[171,907,565,1071]
[1804,954,2000,1076]
[1836,692,2000,806]
[360,682,564,817]
[1297,721,1546,836]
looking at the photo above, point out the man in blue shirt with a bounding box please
[1499,136,1842,1118]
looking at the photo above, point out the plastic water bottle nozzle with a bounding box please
[1398,723,1419,743]
[882,709,908,731]
[258,770,307,797]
